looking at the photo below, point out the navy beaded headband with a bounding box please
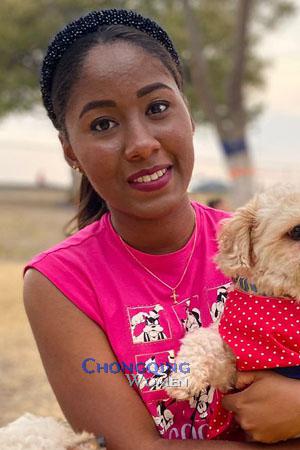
[41,8,180,127]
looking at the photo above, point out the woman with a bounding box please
[23,9,300,449]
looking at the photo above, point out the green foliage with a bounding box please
[0,0,112,116]
[0,0,296,121]
[136,0,295,123]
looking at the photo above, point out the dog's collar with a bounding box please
[232,276,261,295]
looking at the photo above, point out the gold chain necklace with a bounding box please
[118,211,197,303]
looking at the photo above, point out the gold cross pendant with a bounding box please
[170,290,179,303]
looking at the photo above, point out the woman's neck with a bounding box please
[109,198,196,255]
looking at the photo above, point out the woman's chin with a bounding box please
[115,192,189,221]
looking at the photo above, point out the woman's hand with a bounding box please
[222,370,300,444]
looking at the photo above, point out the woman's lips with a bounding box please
[127,164,172,182]
[128,167,172,192]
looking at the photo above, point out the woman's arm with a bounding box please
[23,269,299,450]
[222,371,300,444]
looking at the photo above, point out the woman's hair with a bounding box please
[43,13,184,234]
[51,25,183,133]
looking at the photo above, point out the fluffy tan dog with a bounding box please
[167,184,300,400]
[0,413,101,450]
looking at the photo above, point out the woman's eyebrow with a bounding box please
[136,82,172,98]
[79,100,116,119]
[79,83,172,119]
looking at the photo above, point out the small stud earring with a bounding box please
[72,165,81,173]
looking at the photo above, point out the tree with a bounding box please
[183,0,255,207]
[0,0,296,205]
[132,0,296,206]
[0,0,114,203]
[0,0,113,116]
[180,0,295,206]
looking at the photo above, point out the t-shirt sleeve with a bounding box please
[23,250,105,330]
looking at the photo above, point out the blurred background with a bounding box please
[0,0,299,427]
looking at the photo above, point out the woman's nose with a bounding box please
[123,122,161,161]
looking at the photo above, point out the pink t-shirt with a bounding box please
[23,201,243,441]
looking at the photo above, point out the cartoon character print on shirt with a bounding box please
[209,284,231,323]
[189,386,215,419]
[128,304,171,344]
[134,350,176,393]
[172,295,202,332]
[153,400,175,435]
[182,305,202,332]
[151,388,215,439]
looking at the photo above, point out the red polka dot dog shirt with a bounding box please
[205,288,300,440]
[219,289,300,373]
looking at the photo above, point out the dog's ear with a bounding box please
[214,195,258,278]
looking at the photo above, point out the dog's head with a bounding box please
[215,184,300,300]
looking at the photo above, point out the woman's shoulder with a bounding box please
[23,214,108,276]
[23,215,109,327]
[25,214,104,261]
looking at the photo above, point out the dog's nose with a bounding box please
[288,225,300,241]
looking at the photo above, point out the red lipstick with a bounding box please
[128,165,173,192]
[127,164,172,183]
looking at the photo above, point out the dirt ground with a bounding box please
[0,187,74,427]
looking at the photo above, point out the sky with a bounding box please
[0,8,299,190]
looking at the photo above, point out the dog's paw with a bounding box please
[165,342,211,400]
[164,370,191,400]
[166,371,209,401]
[165,383,190,401]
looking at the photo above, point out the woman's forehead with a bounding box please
[75,41,177,95]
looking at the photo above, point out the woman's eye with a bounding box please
[91,118,117,132]
[147,102,169,115]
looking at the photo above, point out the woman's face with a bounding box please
[62,42,195,219]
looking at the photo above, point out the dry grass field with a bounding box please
[0,187,74,426]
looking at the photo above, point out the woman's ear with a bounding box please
[58,132,78,169]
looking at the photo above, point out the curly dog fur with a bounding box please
[167,184,300,400]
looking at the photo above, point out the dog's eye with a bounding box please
[288,225,300,240]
